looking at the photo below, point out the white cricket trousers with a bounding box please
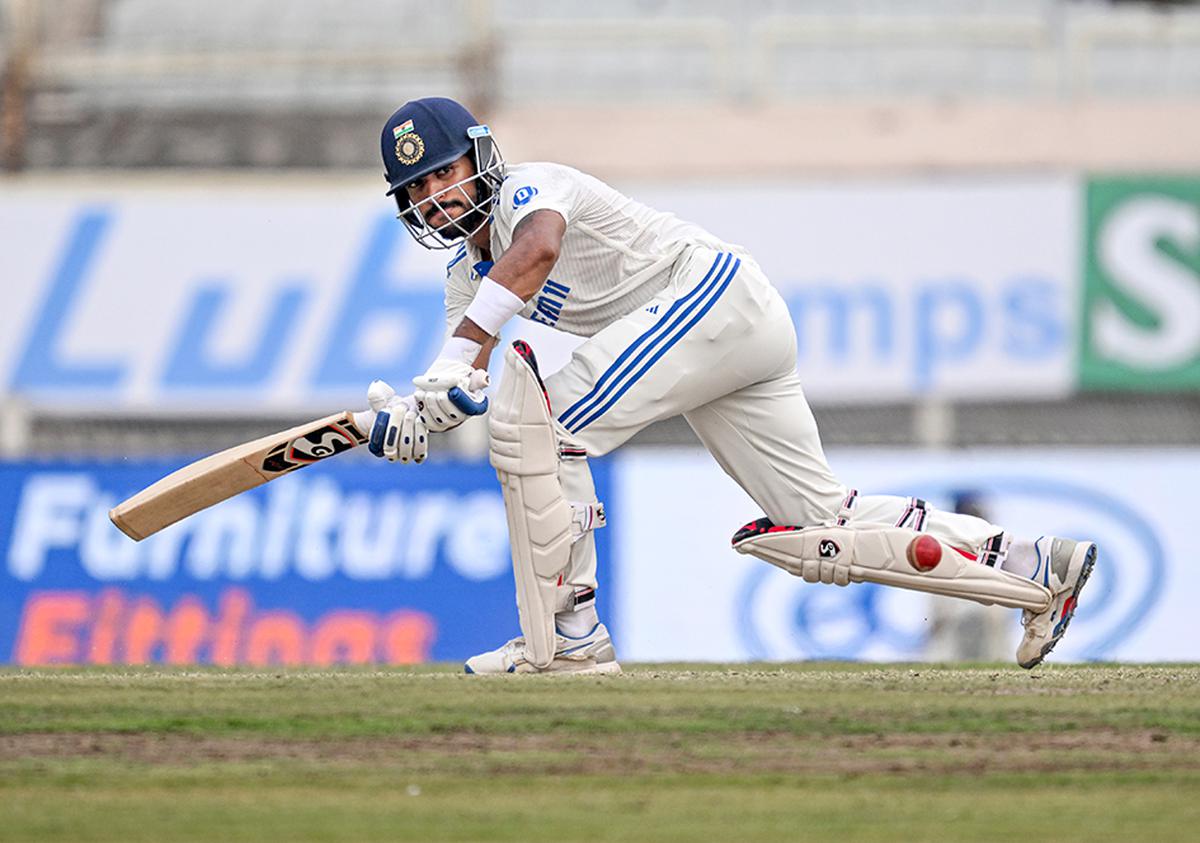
[541,246,1003,593]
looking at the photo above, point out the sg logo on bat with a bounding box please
[262,417,368,474]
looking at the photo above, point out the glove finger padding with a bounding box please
[396,410,415,462]
[368,410,391,458]
[412,413,429,463]
[395,408,428,463]
[447,385,488,416]
[368,392,429,464]
[418,389,465,432]
[367,380,400,459]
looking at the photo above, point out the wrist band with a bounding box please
[463,277,526,337]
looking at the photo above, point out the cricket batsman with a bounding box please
[365,97,1096,674]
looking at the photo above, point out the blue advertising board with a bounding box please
[0,455,612,666]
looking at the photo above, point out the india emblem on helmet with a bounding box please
[395,132,425,165]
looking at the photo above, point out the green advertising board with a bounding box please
[1082,176,1200,389]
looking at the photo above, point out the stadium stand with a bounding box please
[2,0,1199,455]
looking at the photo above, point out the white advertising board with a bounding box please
[1,176,1076,410]
[612,448,1186,663]
[0,180,578,413]
[637,178,1079,402]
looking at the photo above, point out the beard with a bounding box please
[429,205,486,239]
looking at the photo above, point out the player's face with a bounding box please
[405,155,480,233]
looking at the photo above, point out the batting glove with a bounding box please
[413,363,490,432]
[365,380,429,464]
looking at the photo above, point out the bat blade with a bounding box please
[109,410,370,541]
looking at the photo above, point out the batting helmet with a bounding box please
[380,97,505,249]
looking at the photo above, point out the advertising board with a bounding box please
[1,176,1077,409]
[0,454,613,665]
[639,178,1078,401]
[0,445,1188,665]
[1081,176,1200,389]
[613,448,1185,663]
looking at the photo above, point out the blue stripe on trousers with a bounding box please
[557,252,732,429]
[566,256,741,435]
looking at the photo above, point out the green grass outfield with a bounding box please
[1,664,1198,842]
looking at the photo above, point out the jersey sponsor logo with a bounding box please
[512,185,538,208]
[530,278,570,327]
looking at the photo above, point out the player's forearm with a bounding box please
[484,215,563,301]
[471,335,498,369]
[466,210,565,323]
[447,255,555,350]
[447,210,565,358]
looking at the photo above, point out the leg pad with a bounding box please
[732,520,1052,613]
[490,343,572,669]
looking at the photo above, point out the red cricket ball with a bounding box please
[906,535,942,572]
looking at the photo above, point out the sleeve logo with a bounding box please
[513,185,538,208]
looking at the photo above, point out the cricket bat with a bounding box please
[109,409,374,541]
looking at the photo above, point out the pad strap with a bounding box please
[558,586,596,613]
[569,501,606,541]
[558,444,589,460]
[894,497,930,532]
[557,431,604,542]
[834,488,859,526]
[979,532,1009,568]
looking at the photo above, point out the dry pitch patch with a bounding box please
[0,665,1198,841]
[2,665,1198,776]
[2,725,1196,778]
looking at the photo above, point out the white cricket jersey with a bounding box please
[443,162,742,338]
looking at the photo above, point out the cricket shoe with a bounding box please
[464,622,622,675]
[1016,537,1098,669]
